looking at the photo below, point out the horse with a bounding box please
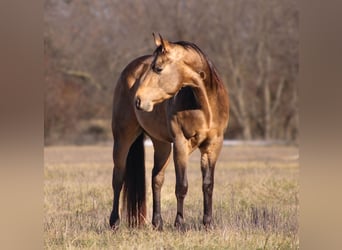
[110,34,229,230]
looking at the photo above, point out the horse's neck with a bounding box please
[190,76,213,128]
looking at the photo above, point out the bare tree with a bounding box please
[44,0,298,144]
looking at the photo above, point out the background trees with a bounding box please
[44,0,298,144]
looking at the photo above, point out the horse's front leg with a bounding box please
[173,138,189,229]
[151,139,171,231]
[199,137,223,228]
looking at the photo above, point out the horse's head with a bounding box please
[135,34,203,112]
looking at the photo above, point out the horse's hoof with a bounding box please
[203,215,213,230]
[174,214,186,230]
[109,213,120,230]
[152,215,163,231]
[110,220,120,231]
[153,223,163,231]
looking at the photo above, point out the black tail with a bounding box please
[123,133,146,227]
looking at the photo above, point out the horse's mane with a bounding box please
[173,41,223,90]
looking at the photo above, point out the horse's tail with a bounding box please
[122,133,146,227]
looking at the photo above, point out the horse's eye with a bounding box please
[153,65,163,73]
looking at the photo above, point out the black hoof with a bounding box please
[174,214,186,231]
[203,215,213,230]
[109,212,120,230]
[152,215,163,231]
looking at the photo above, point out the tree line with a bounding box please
[44,0,298,144]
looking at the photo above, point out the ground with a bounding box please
[44,143,299,249]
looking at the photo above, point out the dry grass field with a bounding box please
[44,143,299,249]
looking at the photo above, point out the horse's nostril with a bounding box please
[135,97,141,110]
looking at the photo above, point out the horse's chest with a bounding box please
[136,105,173,142]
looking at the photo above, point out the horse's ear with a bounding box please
[153,32,161,47]
[153,33,170,52]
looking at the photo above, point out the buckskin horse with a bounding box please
[110,34,229,230]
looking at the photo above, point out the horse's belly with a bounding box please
[135,108,210,145]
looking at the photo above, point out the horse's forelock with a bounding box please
[153,45,163,55]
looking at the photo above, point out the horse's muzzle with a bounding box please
[135,96,153,112]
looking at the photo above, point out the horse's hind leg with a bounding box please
[199,136,224,228]
[109,128,141,229]
[151,139,171,231]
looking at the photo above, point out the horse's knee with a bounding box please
[152,175,164,190]
[176,181,188,198]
